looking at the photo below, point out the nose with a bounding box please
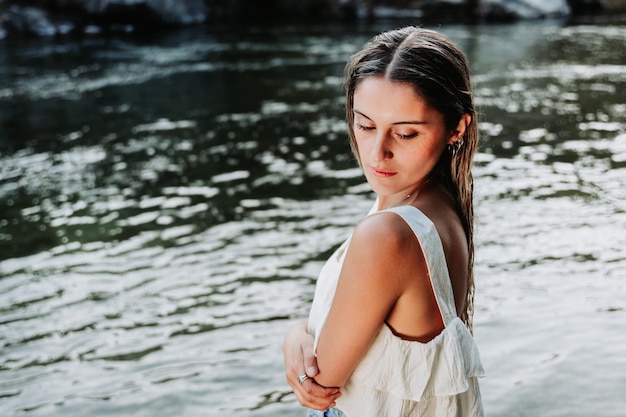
[371,131,392,163]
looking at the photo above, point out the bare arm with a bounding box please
[283,321,341,410]
[314,212,419,387]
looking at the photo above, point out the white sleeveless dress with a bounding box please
[307,203,485,417]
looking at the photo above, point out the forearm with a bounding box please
[283,321,341,410]
[314,333,362,388]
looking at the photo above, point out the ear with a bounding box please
[447,113,472,144]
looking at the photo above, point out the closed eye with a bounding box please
[395,132,419,140]
[356,123,375,131]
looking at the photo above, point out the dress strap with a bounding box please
[383,206,458,326]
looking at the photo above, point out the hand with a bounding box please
[284,322,341,410]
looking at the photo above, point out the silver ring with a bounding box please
[298,374,309,384]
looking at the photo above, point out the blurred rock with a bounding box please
[0,5,75,38]
[0,0,207,38]
[482,0,571,20]
[83,0,207,25]
[422,0,571,22]
[0,0,624,39]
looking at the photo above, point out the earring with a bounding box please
[448,139,464,156]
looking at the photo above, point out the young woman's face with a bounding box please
[352,77,456,200]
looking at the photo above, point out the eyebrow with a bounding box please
[353,109,428,125]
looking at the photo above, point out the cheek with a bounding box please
[405,139,447,169]
[354,134,371,157]
[422,132,449,155]
[426,140,447,156]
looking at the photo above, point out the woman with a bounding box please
[284,26,485,417]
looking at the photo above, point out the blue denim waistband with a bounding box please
[307,408,345,417]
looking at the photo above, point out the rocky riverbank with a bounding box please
[0,0,622,39]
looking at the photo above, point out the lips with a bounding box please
[370,166,397,177]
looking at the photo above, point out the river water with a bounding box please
[1,15,625,417]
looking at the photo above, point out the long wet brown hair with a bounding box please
[344,27,478,331]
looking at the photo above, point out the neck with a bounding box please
[377,179,431,211]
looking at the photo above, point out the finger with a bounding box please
[300,379,342,403]
[287,372,341,408]
[294,379,340,410]
[304,379,340,397]
[301,339,319,377]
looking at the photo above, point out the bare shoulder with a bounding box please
[347,210,424,271]
[352,211,419,250]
